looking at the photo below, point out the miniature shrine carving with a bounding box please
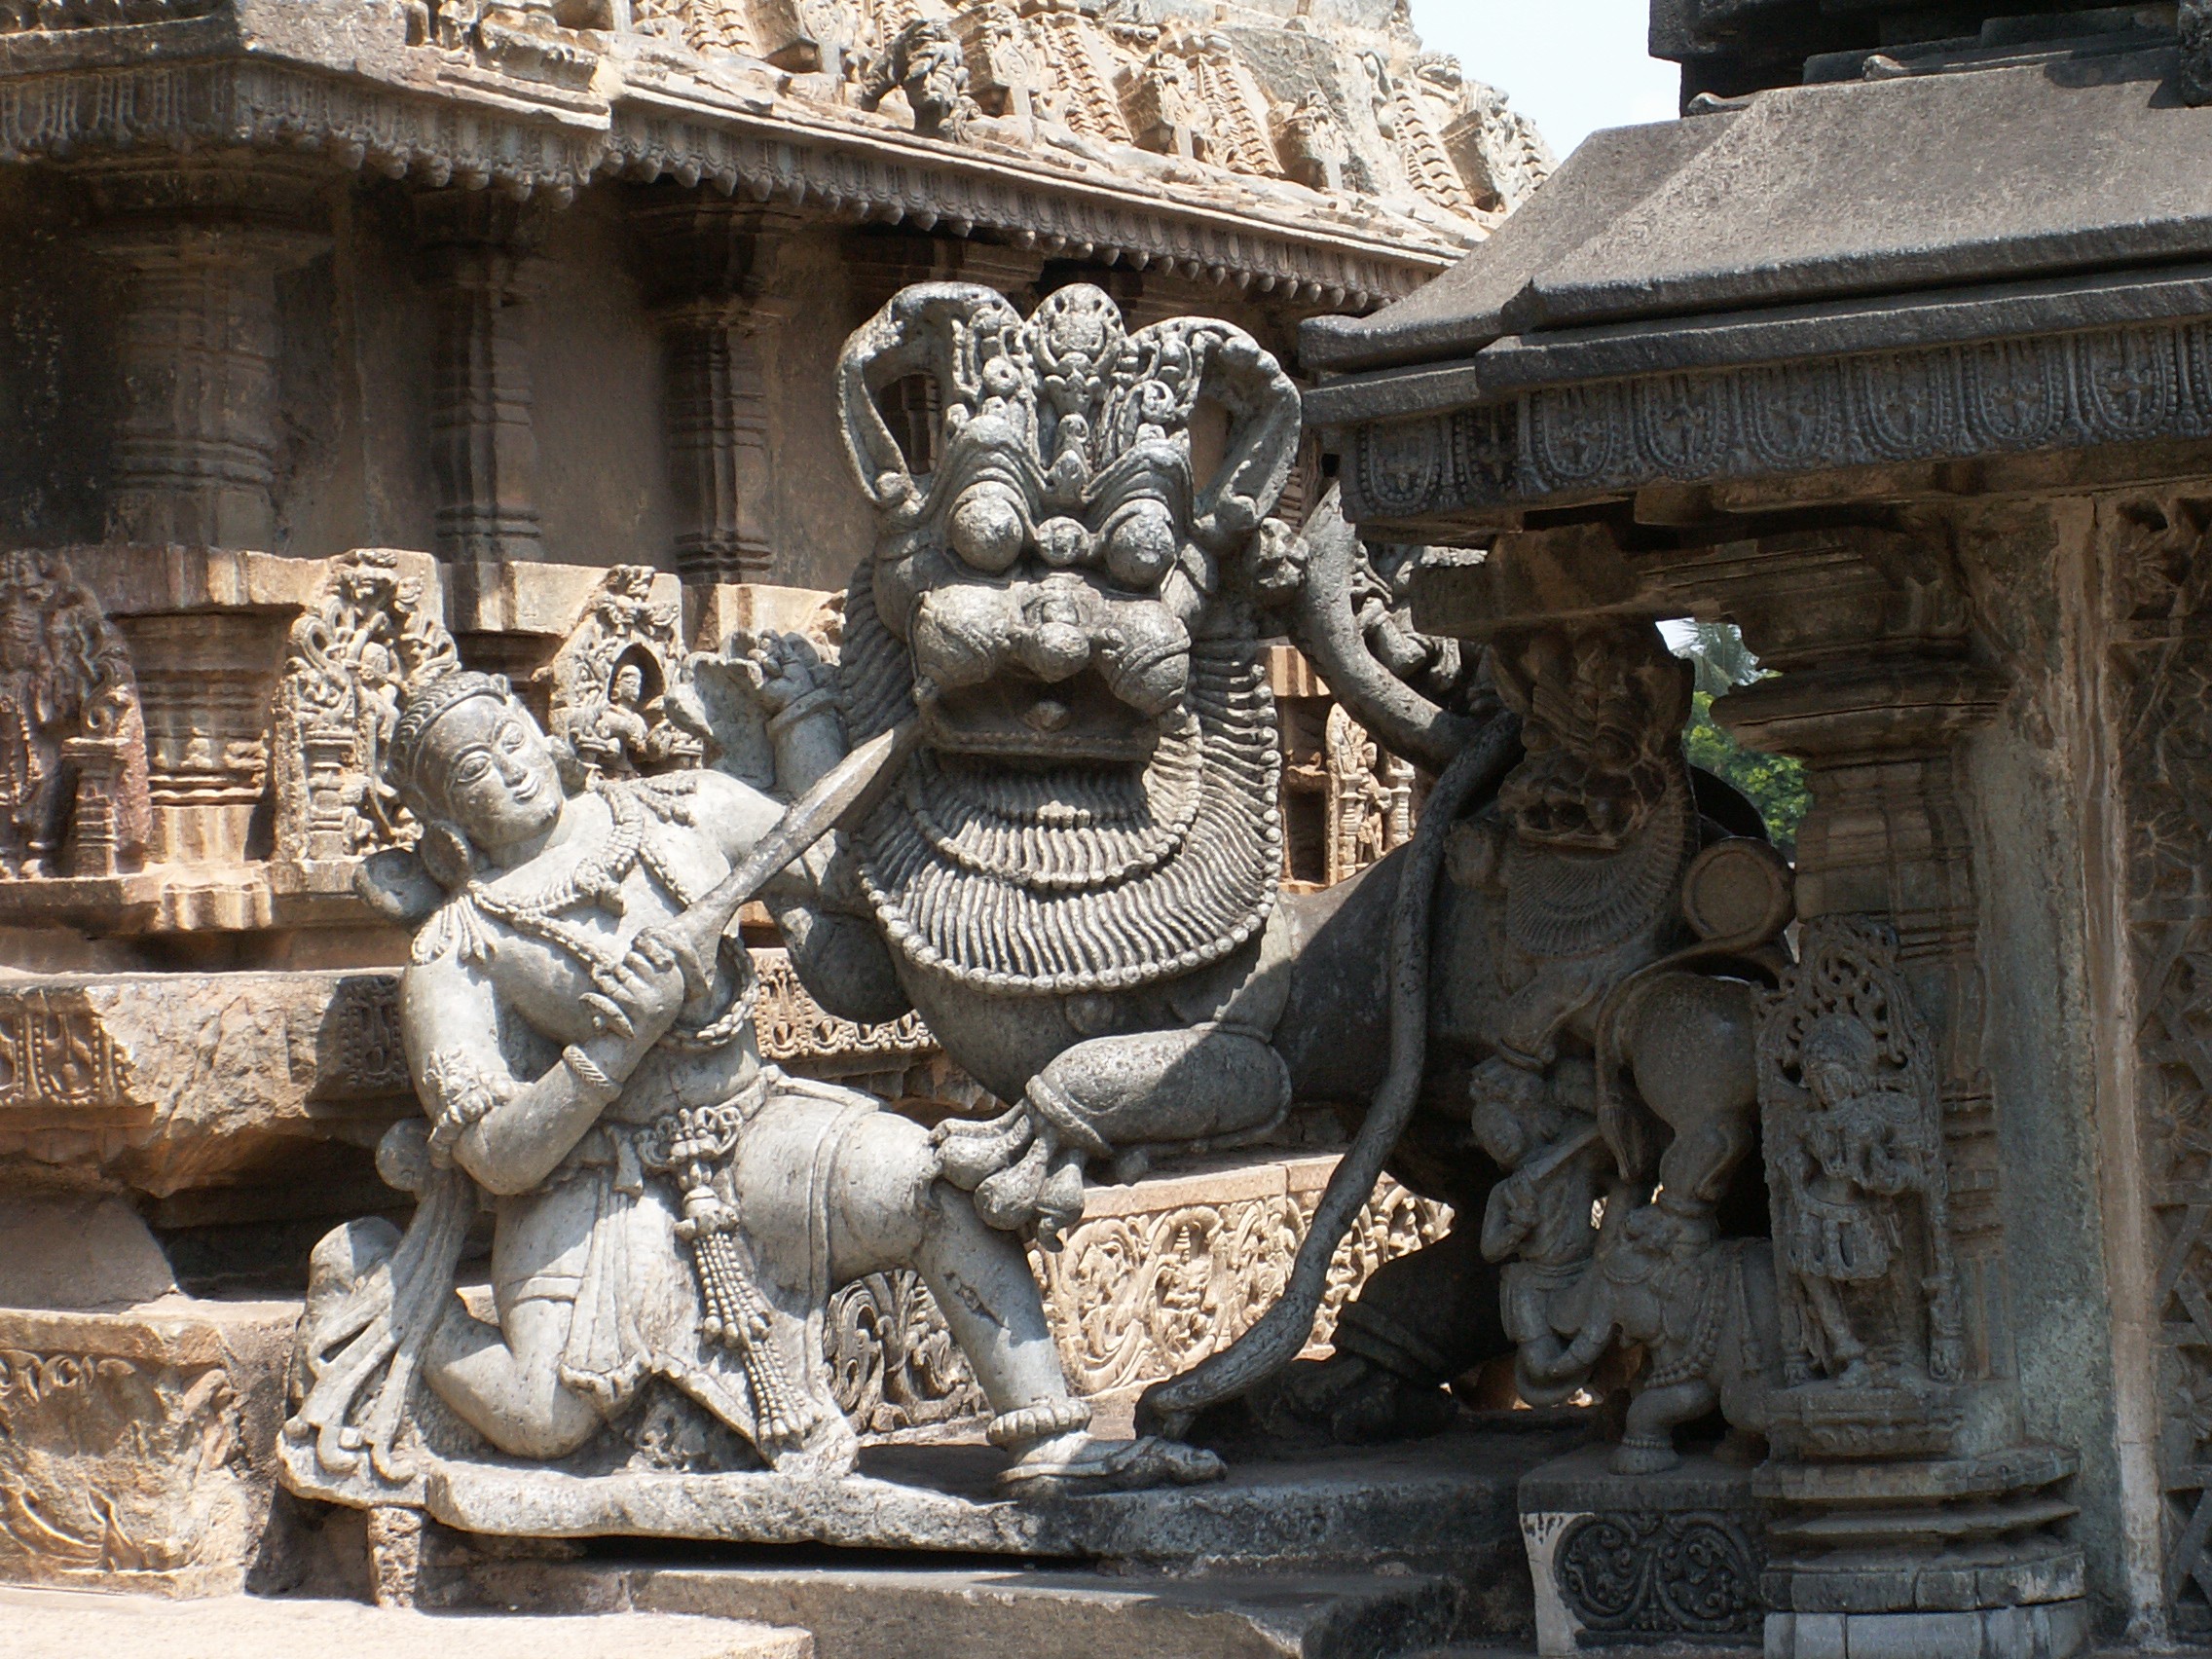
[0,549,148,881]
[275,549,460,864]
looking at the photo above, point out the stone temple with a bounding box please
[3,0,2208,1656]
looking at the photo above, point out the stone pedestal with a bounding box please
[1518,1447,1764,1656]
[0,1297,297,1598]
[1760,1447,2086,1659]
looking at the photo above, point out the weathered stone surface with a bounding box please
[473,1560,1458,1659]
[0,971,413,1197]
[361,1420,1568,1574]
[0,1196,177,1308]
[1301,113,1741,374]
[0,1298,294,1596]
[0,1585,812,1659]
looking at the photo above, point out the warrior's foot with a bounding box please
[997,1431,1225,1495]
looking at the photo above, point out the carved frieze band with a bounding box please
[823,1166,1453,1431]
[1341,323,2212,518]
[0,61,1435,306]
[0,993,130,1114]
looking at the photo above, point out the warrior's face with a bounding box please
[423,692,563,852]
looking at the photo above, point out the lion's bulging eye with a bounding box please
[949,489,1026,573]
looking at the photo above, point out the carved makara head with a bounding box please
[1492,621,1691,854]
[838,282,1300,766]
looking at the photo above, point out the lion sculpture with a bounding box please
[728,282,1789,1471]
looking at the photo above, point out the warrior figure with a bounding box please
[285,650,1212,1495]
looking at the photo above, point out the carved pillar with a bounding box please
[2101,497,2212,1638]
[1714,528,2085,1659]
[629,194,807,584]
[1716,532,2011,1384]
[414,191,546,567]
[84,158,330,550]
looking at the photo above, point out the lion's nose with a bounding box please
[1014,617,1093,682]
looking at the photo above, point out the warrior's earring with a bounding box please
[418,819,477,890]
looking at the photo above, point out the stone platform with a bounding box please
[392,1418,1583,1588]
[0,1585,810,1659]
[468,1561,1463,1659]
[361,1419,1589,1656]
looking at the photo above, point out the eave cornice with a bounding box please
[0,27,1460,309]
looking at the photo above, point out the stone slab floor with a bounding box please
[0,1586,812,1658]
[5,1588,2200,1658]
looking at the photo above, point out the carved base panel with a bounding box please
[826,1155,1455,1434]
[1758,1447,2084,1659]
[0,1298,295,1597]
[1034,1154,1453,1400]
[1519,1447,1765,1656]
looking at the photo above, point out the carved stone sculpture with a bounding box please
[540,565,700,784]
[284,645,1215,1512]
[274,549,460,864]
[1277,91,1351,195]
[859,18,976,141]
[0,549,149,880]
[1324,701,1413,886]
[1759,915,1965,1454]
[827,289,1797,1478]
[1124,46,1211,161]
[832,280,1304,1238]
[957,2,1044,128]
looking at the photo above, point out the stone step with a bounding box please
[0,1586,810,1659]
[467,1560,1467,1659]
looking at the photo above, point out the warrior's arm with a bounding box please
[404,953,678,1198]
[688,724,912,1027]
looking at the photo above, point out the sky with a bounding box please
[1408,0,1679,162]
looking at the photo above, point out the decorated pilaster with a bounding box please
[1715,527,2085,1659]
[84,157,330,551]
[626,194,809,585]
[414,190,547,568]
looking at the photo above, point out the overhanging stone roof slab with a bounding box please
[1307,47,2212,374]
[1305,36,2212,527]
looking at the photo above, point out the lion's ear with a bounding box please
[355,847,447,925]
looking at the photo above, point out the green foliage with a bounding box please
[1668,621,1809,852]
[1684,689,1810,852]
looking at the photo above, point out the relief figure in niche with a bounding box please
[283,652,1214,1503]
[1760,918,1964,1395]
[0,548,147,879]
